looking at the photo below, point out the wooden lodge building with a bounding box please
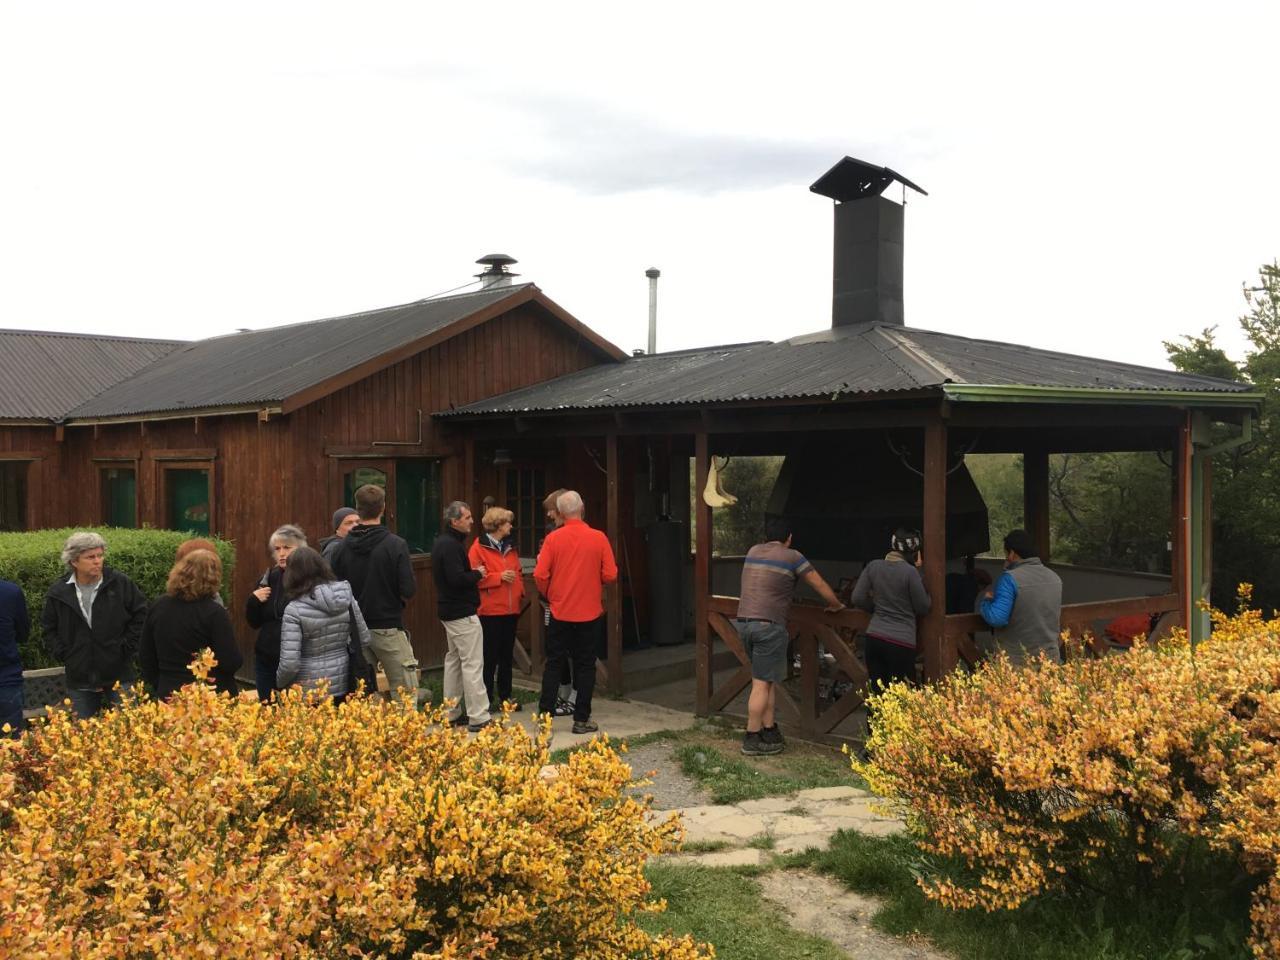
[0,158,1263,734]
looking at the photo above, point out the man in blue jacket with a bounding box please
[979,529,1063,666]
[0,578,27,736]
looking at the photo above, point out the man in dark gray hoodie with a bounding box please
[980,529,1063,666]
[330,484,417,704]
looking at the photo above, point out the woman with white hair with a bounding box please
[40,531,148,719]
[245,524,307,703]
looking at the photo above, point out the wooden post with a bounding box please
[694,432,712,716]
[1173,416,1192,630]
[605,431,623,695]
[1023,447,1051,562]
[921,418,952,681]
[462,437,476,503]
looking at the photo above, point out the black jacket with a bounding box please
[330,524,415,629]
[431,526,481,621]
[40,566,147,690]
[141,595,242,699]
[244,566,288,660]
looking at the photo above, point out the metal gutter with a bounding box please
[63,405,279,427]
[942,383,1264,407]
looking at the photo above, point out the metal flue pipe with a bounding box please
[645,267,660,355]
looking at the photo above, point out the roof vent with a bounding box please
[811,157,927,328]
[475,253,519,289]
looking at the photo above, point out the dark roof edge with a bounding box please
[0,328,187,346]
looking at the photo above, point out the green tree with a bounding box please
[1164,260,1280,612]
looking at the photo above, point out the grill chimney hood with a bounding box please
[810,157,927,329]
[765,437,989,563]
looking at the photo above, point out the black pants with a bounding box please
[480,614,518,702]
[539,616,600,722]
[865,635,918,692]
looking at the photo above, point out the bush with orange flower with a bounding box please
[0,654,712,959]
[856,592,1280,957]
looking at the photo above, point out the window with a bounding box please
[100,466,137,528]
[334,457,441,555]
[0,461,29,532]
[505,467,546,557]
[164,467,211,535]
[396,458,441,555]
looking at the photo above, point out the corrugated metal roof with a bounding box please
[67,285,531,419]
[0,330,183,420]
[440,321,1253,417]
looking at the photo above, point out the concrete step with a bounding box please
[620,642,740,692]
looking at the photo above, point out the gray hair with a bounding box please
[61,531,107,568]
[442,501,470,523]
[268,524,308,551]
[556,490,584,518]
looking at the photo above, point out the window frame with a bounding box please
[156,458,217,535]
[94,458,140,528]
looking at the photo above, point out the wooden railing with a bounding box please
[702,591,1183,739]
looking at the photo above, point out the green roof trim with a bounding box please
[942,383,1264,407]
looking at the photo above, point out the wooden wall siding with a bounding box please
[0,301,610,676]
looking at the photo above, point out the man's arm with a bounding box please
[801,569,845,612]
[40,594,64,660]
[600,534,619,585]
[396,541,417,600]
[121,579,148,657]
[441,543,481,590]
[979,573,1018,628]
[534,539,554,596]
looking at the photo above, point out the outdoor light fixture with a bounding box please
[492,448,512,467]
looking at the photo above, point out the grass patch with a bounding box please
[674,744,860,804]
[641,863,847,960]
[681,839,732,854]
[746,833,776,851]
[796,828,1255,960]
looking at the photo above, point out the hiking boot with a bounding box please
[742,731,782,756]
[571,719,599,735]
[467,719,492,733]
[449,713,469,727]
[761,725,785,751]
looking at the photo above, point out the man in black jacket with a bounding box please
[41,531,147,719]
[432,501,490,732]
[330,484,418,705]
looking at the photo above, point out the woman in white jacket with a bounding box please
[277,546,370,702]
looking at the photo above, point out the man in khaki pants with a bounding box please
[432,501,491,732]
[330,484,419,705]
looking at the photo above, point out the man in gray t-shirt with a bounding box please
[735,517,843,757]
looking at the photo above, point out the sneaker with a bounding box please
[761,725,785,751]
[571,719,599,735]
[450,713,469,727]
[467,719,492,733]
[552,698,575,717]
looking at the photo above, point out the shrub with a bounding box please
[0,527,235,668]
[855,597,1280,956]
[0,656,712,959]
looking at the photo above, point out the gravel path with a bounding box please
[623,741,711,810]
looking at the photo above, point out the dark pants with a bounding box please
[480,614,519,702]
[68,683,126,720]
[865,635,918,692]
[255,648,280,704]
[0,683,23,737]
[539,616,600,722]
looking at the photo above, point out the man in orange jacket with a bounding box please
[534,489,617,734]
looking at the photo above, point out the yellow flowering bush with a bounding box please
[856,596,1280,956]
[0,654,712,960]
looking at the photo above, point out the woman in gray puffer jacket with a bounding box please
[277,546,370,700]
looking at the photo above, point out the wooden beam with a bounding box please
[1023,447,1051,562]
[920,418,951,680]
[1173,414,1192,631]
[605,431,623,695]
[694,431,713,716]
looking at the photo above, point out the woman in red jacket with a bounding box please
[468,507,526,711]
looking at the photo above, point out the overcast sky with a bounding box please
[2,1,1277,370]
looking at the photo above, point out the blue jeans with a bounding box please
[0,684,23,737]
[68,684,125,720]
[255,648,280,704]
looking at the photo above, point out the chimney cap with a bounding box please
[810,157,928,203]
[645,267,661,279]
[475,253,518,268]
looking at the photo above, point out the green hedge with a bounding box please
[0,528,236,670]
